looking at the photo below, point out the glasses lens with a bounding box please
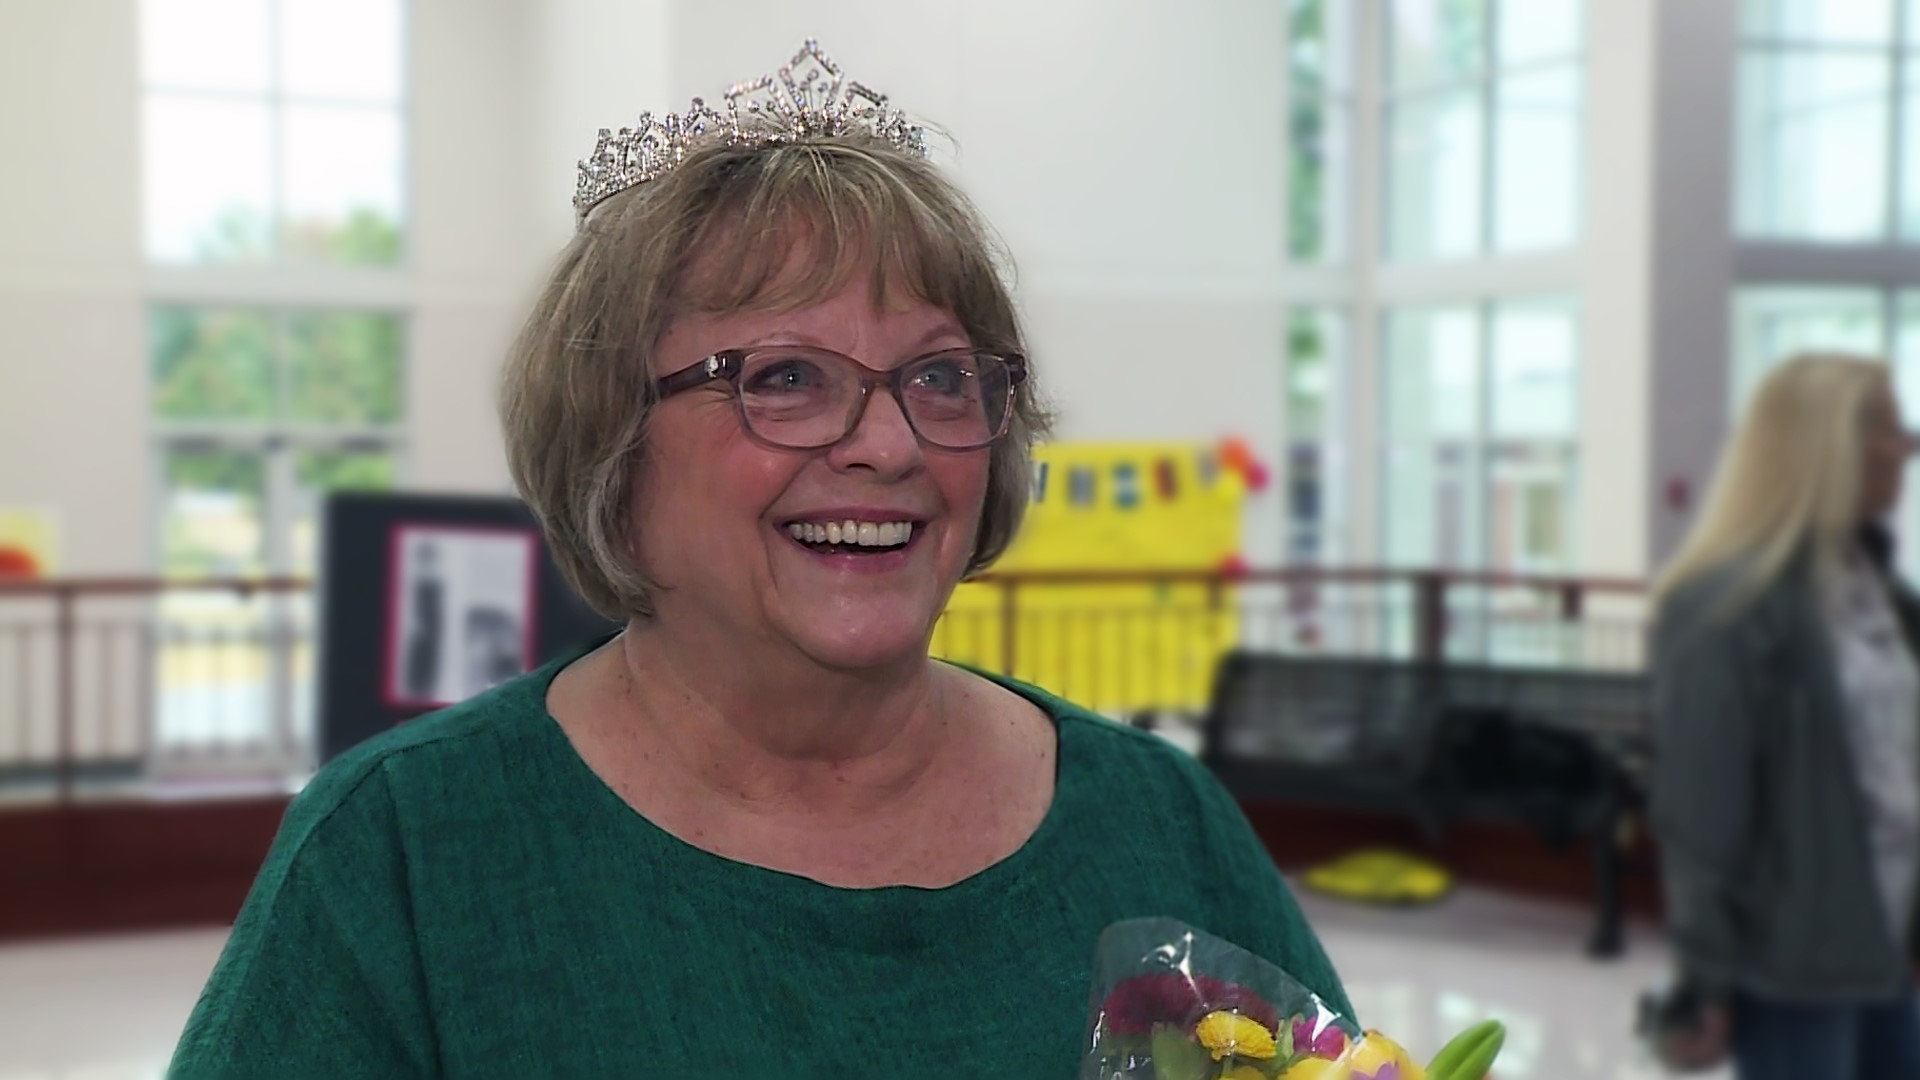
[900,353,1011,449]
[737,350,861,448]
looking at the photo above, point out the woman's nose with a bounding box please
[827,388,924,476]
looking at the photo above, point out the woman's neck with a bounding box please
[605,616,953,819]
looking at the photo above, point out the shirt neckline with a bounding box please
[517,638,1082,910]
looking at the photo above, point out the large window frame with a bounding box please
[1733,1,1920,581]
[1278,0,1588,577]
[138,0,414,769]
[1737,0,1920,244]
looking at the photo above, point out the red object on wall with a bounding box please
[0,546,39,580]
[1664,477,1691,512]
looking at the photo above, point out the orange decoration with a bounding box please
[0,545,40,580]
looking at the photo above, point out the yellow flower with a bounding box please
[1195,1010,1279,1061]
[1276,1058,1347,1080]
[1347,1031,1423,1079]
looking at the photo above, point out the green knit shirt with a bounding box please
[169,651,1349,1078]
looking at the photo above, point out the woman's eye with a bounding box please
[912,361,970,394]
[745,358,822,392]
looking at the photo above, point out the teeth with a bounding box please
[787,520,916,548]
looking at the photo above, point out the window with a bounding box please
[1285,310,1347,562]
[140,0,406,264]
[153,307,405,579]
[141,2,409,762]
[1289,1,1354,261]
[1384,0,1584,260]
[141,0,409,580]
[1735,0,1920,242]
[1731,287,1884,406]
[1381,298,1580,573]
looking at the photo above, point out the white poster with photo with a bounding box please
[386,525,537,707]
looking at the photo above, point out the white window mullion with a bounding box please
[1279,6,1295,264]
[265,0,284,262]
[1351,0,1386,570]
[1476,300,1496,580]
[1892,0,1911,242]
[1481,0,1501,256]
[267,308,294,577]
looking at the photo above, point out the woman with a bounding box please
[1651,355,1920,1077]
[168,43,1348,1076]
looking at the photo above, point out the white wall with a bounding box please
[528,0,672,253]
[406,0,543,496]
[0,0,146,575]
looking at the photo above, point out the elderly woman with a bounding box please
[169,43,1347,1076]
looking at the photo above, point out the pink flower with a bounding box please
[1292,1017,1348,1058]
[1099,973,1280,1036]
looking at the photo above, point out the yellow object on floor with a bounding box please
[1301,849,1453,906]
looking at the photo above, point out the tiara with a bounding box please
[572,39,928,225]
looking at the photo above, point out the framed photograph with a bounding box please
[383,525,539,708]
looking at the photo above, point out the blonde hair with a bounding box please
[1654,353,1889,611]
[500,132,1050,619]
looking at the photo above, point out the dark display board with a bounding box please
[316,492,618,763]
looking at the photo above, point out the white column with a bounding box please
[1575,0,1659,579]
[0,0,146,575]
[1645,0,1740,566]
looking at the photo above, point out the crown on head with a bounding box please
[572,39,928,226]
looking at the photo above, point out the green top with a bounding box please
[169,650,1350,1078]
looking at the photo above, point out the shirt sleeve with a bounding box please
[168,768,439,1078]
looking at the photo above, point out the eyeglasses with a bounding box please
[652,346,1028,451]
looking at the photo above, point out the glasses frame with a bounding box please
[651,345,1029,451]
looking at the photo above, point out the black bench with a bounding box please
[1199,651,1649,958]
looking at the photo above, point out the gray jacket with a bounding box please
[1651,559,1920,1003]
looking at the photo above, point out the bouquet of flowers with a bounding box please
[1081,919,1504,1080]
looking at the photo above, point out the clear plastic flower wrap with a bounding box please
[1081,918,1504,1080]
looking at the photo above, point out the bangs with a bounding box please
[667,143,1013,348]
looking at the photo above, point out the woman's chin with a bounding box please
[783,617,936,673]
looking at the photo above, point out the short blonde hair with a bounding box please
[1655,353,1889,610]
[501,133,1050,619]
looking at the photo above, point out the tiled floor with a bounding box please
[0,886,1716,1079]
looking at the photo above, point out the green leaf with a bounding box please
[1150,1024,1213,1080]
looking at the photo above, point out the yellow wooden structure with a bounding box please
[932,440,1253,715]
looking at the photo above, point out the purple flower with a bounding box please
[1292,1017,1349,1058]
[1099,973,1280,1036]
[1357,1067,1401,1080]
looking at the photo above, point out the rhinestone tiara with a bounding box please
[572,39,928,226]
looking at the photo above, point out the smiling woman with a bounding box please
[166,41,1350,1078]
